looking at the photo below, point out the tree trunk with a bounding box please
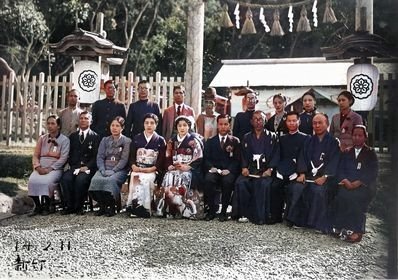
[119,1,150,77]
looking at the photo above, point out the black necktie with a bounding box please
[177,105,181,116]
[79,133,84,143]
[220,136,225,149]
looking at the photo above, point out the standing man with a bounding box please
[232,89,259,142]
[291,113,340,232]
[60,111,100,215]
[124,80,162,139]
[271,111,310,224]
[162,85,195,141]
[234,110,279,225]
[91,80,126,138]
[59,89,82,136]
[203,114,241,222]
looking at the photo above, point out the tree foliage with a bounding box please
[0,0,396,84]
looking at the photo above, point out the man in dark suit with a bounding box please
[203,114,241,222]
[162,85,195,141]
[124,80,162,139]
[60,111,100,215]
[91,80,126,138]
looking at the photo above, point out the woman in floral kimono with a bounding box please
[160,115,204,219]
[127,113,166,218]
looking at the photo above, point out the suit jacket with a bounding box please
[68,129,101,172]
[330,110,363,151]
[68,129,101,171]
[204,134,241,175]
[162,103,195,141]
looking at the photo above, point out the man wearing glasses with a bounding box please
[124,80,162,139]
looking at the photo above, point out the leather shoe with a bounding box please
[95,207,106,216]
[205,213,216,221]
[218,214,228,222]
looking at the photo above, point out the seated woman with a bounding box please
[330,90,363,151]
[28,115,70,216]
[89,116,131,217]
[159,115,204,219]
[332,125,378,242]
[127,113,166,218]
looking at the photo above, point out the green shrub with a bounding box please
[0,154,32,178]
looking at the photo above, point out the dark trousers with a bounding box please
[285,182,306,223]
[332,186,371,233]
[61,170,93,211]
[270,178,287,222]
[204,172,235,215]
[235,175,273,224]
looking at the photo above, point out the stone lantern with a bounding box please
[50,28,128,103]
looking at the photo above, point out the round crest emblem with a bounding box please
[78,70,98,92]
[350,74,373,100]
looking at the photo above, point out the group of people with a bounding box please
[27,80,378,243]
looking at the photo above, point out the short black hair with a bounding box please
[286,111,299,119]
[217,114,232,124]
[138,80,149,86]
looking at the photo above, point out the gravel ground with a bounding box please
[0,212,387,279]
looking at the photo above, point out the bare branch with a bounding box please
[134,0,161,72]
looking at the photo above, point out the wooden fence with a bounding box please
[0,71,395,150]
[369,73,397,153]
[0,72,183,145]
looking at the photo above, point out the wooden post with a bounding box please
[36,72,45,139]
[355,0,373,33]
[185,0,204,117]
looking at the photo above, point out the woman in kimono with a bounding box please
[299,89,318,135]
[160,115,204,219]
[127,113,166,218]
[332,125,378,242]
[330,91,363,151]
[265,93,288,136]
[28,115,70,216]
[89,116,131,217]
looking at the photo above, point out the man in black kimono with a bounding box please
[332,125,378,242]
[292,113,340,232]
[270,111,309,224]
[203,114,241,222]
[234,110,279,225]
[91,80,126,138]
[60,111,100,215]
